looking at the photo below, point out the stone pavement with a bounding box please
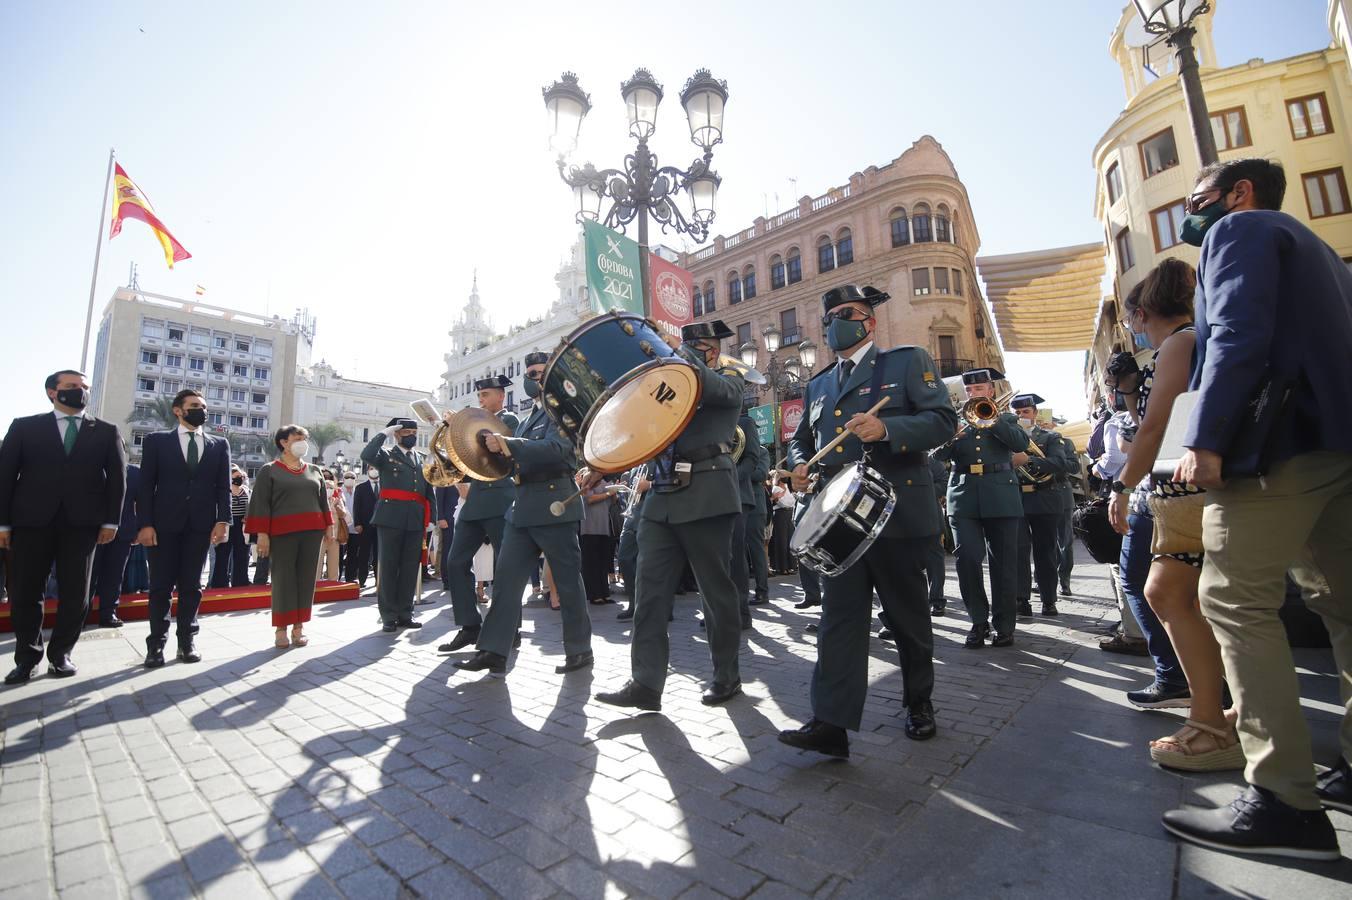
[1,549,1348,899]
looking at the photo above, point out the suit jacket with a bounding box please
[789,344,958,539]
[137,429,232,533]
[459,410,521,521]
[360,434,437,531]
[503,405,581,528]
[118,464,140,537]
[353,480,379,528]
[1187,209,1352,465]
[0,412,126,530]
[434,485,459,526]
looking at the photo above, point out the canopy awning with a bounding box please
[976,243,1107,352]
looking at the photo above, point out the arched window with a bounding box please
[728,272,743,304]
[836,228,854,266]
[742,266,757,300]
[912,203,933,242]
[770,254,785,290]
[890,208,910,247]
[817,235,835,273]
[786,247,802,284]
[935,204,952,242]
[693,288,704,317]
[703,280,716,311]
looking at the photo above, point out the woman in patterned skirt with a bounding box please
[1109,259,1239,772]
[245,426,331,649]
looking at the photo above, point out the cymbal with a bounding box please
[444,408,514,481]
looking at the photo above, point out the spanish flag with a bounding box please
[109,164,191,269]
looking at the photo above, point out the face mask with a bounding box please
[524,377,541,399]
[1131,329,1153,351]
[1018,417,1035,431]
[344,478,355,485]
[826,316,869,351]
[289,440,310,458]
[399,434,418,449]
[1178,198,1228,247]
[368,472,379,481]
[182,408,207,427]
[232,476,244,486]
[55,387,88,409]
[1112,392,1128,412]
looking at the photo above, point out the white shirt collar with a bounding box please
[53,409,86,423]
[177,423,201,436]
[838,341,874,369]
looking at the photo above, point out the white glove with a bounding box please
[384,425,401,439]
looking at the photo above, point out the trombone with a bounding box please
[934,389,1014,450]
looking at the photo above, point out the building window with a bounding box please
[207,412,223,426]
[249,416,266,429]
[703,281,716,311]
[255,340,272,358]
[728,274,743,304]
[316,396,328,413]
[507,390,515,409]
[1139,128,1179,178]
[1151,199,1187,251]
[817,238,835,273]
[251,392,266,404]
[141,350,159,364]
[912,268,931,296]
[167,327,184,341]
[142,320,164,338]
[137,377,156,391]
[1106,162,1124,205]
[1209,106,1251,151]
[230,389,246,403]
[254,366,269,380]
[770,256,786,290]
[213,335,229,349]
[188,357,205,371]
[211,361,226,375]
[233,364,248,377]
[207,386,225,400]
[912,205,933,242]
[235,340,250,352]
[780,308,799,344]
[890,209,909,247]
[1115,229,1136,273]
[935,207,951,243]
[938,335,958,366]
[190,329,210,347]
[229,415,245,427]
[161,379,181,394]
[132,432,145,447]
[693,289,704,317]
[835,230,854,266]
[742,268,757,300]
[736,323,752,347]
[1287,93,1332,140]
[165,353,183,368]
[934,268,950,294]
[786,250,802,284]
[1303,167,1351,218]
[953,269,964,295]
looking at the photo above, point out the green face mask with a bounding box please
[1178,198,1228,247]
[826,316,869,351]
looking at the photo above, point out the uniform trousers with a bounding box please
[375,525,422,625]
[1017,512,1062,606]
[730,510,755,623]
[478,521,592,658]
[1057,508,1075,586]
[951,515,1019,635]
[7,510,98,667]
[146,529,213,650]
[616,514,640,595]
[631,513,740,693]
[746,508,769,600]
[793,499,821,606]
[923,503,946,605]
[446,516,505,628]
[91,537,133,623]
[269,530,324,627]
[770,506,794,573]
[438,524,454,590]
[812,534,934,731]
[1198,451,1352,810]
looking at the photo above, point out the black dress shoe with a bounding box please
[741,619,754,631]
[1017,599,1033,617]
[48,656,77,678]
[4,663,37,685]
[749,596,768,606]
[617,606,634,621]
[702,680,742,705]
[100,615,124,628]
[778,719,849,758]
[990,632,1014,648]
[905,701,937,741]
[964,625,988,649]
[177,644,202,663]
[555,651,594,674]
[793,598,819,610]
[144,649,166,669]
[805,623,819,634]
[1162,785,1340,861]
[454,651,507,676]
[437,627,480,653]
[1316,757,1352,814]
[930,601,945,617]
[877,629,894,642]
[394,619,422,629]
[595,680,662,712]
[1041,602,1059,616]
[1059,583,1073,596]
[382,622,397,633]
[513,631,522,649]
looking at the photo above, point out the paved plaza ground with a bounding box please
[1,549,1349,899]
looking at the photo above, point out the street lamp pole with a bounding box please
[741,330,816,464]
[1134,1,1217,166]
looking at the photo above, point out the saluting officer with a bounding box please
[360,417,438,632]
[1010,393,1077,617]
[455,352,594,677]
[731,404,770,628]
[596,320,747,711]
[439,375,520,652]
[931,368,1030,648]
[777,284,958,759]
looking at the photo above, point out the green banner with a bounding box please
[747,404,775,446]
[583,221,644,315]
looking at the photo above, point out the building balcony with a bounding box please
[936,358,974,379]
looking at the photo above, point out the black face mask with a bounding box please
[55,387,88,409]
[232,477,244,486]
[182,408,207,427]
[399,434,418,449]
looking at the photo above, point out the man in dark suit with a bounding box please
[434,482,459,590]
[90,459,140,627]
[347,468,380,587]
[0,369,126,684]
[137,388,231,667]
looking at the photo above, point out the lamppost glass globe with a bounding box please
[543,72,591,154]
[762,323,781,354]
[799,339,818,371]
[739,341,759,369]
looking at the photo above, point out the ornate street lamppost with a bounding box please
[543,68,728,289]
[1133,0,1217,166]
[740,326,817,462]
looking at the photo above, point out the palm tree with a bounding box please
[126,396,180,429]
[304,422,352,463]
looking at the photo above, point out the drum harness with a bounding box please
[651,441,733,494]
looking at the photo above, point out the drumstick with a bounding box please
[801,396,891,470]
[549,482,627,517]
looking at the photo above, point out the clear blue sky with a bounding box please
[0,0,1330,428]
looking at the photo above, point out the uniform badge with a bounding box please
[562,379,578,398]
[923,371,937,383]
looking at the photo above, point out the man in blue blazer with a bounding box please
[137,388,231,667]
[1162,157,1352,861]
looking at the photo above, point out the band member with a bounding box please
[778,285,957,758]
[596,320,747,711]
[456,353,594,676]
[1054,420,1078,596]
[925,453,949,615]
[731,403,770,628]
[360,417,436,632]
[932,368,1030,649]
[1011,394,1077,617]
[615,466,652,621]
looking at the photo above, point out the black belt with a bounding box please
[956,463,1012,475]
[517,469,572,485]
[678,442,731,464]
[1021,481,1056,493]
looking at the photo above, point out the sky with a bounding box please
[0,0,1331,429]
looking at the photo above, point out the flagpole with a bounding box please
[80,148,116,372]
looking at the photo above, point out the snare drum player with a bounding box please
[778,285,958,756]
[595,320,748,711]
[438,375,520,653]
[455,353,594,676]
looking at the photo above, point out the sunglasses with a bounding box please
[526,370,545,382]
[1184,184,1232,215]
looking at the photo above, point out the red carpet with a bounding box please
[0,581,363,633]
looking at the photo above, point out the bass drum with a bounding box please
[791,463,896,578]
[542,311,702,474]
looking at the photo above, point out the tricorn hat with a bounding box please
[822,284,890,314]
[1010,393,1045,410]
[524,351,549,367]
[474,374,512,391]
[386,416,418,429]
[681,320,735,343]
[960,367,1005,385]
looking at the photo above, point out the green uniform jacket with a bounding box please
[1018,425,1077,516]
[1053,431,1079,511]
[359,434,437,531]
[502,405,581,528]
[459,410,520,522]
[642,350,745,526]
[787,344,959,539]
[932,411,1029,519]
[736,413,770,511]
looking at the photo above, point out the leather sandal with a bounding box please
[1149,718,1246,772]
[290,626,309,648]
[274,629,290,649]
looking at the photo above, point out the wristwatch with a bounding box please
[1110,480,1132,495]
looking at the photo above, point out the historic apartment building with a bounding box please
[682,136,1005,395]
[291,361,437,464]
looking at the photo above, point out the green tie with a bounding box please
[63,416,79,456]
[186,432,199,474]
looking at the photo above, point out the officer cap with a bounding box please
[961,367,1005,385]
[822,284,890,314]
[523,351,549,367]
[1010,393,1045,409]
[681,320,735,343]
[474,374,512,391]
[386,416,418,429]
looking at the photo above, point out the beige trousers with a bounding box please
[1199,451,1352,809]
[317,536,342,581]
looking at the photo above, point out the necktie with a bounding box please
[63,416,79,456]
[186,432,199,474]
[838,359,855,390]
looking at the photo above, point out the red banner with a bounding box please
[780,398,805,442]
[646,252,694,342]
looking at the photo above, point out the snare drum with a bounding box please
[790,463,896,577]
[542,311,702,474]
